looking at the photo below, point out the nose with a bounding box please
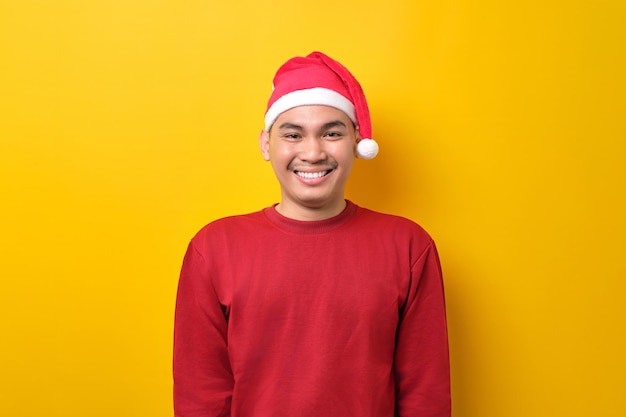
[298,136,327,162]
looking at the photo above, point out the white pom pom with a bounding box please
[356,138,379,160]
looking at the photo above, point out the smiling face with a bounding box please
[259,105,358,220]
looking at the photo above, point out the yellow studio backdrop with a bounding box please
[1,0,624,416]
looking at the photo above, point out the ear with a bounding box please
[354,126,361,155]
[259,129,271,161]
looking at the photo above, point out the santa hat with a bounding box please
[264,51,379,160]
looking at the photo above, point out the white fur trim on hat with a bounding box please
[264,87,356,131]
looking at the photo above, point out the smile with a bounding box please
[295,170,331,179]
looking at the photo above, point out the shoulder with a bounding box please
[190,209,270,245]
[353,205,432,239]
[348,204,438,266]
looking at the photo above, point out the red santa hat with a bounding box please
[264,51,379,160]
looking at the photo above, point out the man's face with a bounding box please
[259,105,357,220]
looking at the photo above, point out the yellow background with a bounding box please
[1,1,624,416]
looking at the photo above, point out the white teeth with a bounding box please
[296,171,328,179]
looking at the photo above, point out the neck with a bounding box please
[275,199,347,221]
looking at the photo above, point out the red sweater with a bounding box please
[174,201,450,417]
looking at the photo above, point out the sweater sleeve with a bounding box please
[173,240,233,417]
[394,240,451,417]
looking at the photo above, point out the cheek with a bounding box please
[335,142,357,162]
[269,145,296,171]
[271,143,297,160]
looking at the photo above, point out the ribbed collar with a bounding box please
[262,200,358,234]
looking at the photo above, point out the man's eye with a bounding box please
[324,132,343,139]
[283,133,300,139]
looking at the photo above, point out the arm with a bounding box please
[173,241,233,417]
[395,241,451,417]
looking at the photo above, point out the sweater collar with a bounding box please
[262,200,358,234]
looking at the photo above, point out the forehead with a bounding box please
[274,105,353,128]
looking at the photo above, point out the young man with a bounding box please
[173,52,451,417]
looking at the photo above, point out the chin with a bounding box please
[298,194,343,209]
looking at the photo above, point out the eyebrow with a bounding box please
[277,120,348,131]
[277,122,304,131]
[321,120,348,130]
